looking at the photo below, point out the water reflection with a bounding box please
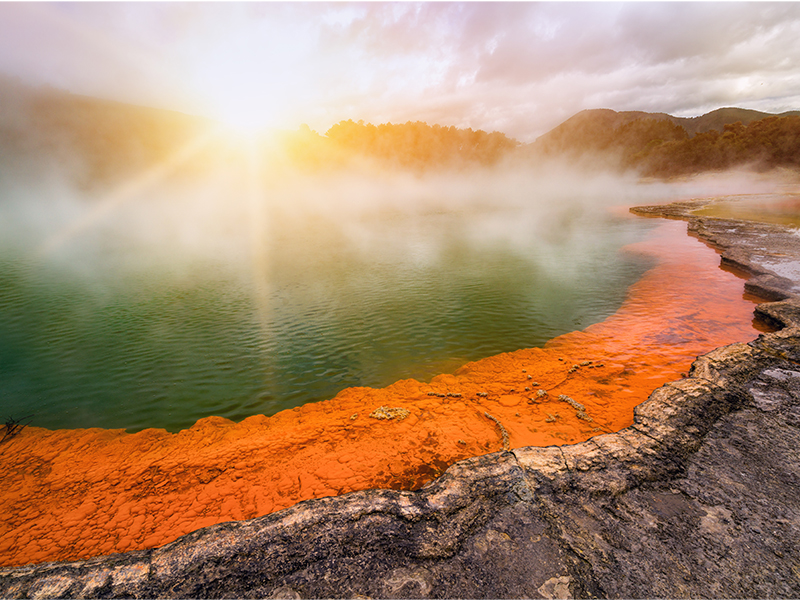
[692,192,800,227]
[0,169,657,432]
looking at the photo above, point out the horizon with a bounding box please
[2,2,800,143]
[6,73,797,145]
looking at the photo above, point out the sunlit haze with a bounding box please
[2,2,800,140]
[1,2,800,432]
[5,2,800,578]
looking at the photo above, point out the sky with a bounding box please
[1,2,799,142]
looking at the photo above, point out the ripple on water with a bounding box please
[0,210,657,432]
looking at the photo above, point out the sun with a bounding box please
[212,99,276,139]
[186,32,314,141]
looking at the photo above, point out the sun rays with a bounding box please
[32,124,226,261]
[241,135,276,355]
[29,114,281,396]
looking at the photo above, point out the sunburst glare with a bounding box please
[32,125,226,260]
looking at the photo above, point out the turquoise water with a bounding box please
[0,172,657,432]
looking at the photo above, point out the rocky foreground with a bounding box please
[2,199,800,598]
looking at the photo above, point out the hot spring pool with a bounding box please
[0,170,660,432]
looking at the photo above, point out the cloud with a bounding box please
[1,2,799,142]
[0,3,195,111]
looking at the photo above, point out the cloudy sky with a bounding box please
[1,2,799,142]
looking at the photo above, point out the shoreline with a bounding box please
[0,217,761,568]
[2,193,800,597]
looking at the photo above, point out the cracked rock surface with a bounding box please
[3,199,800,599]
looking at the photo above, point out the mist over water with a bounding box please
[1,158,758,432]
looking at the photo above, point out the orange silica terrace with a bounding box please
[0,217,767,568]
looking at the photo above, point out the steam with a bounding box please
[1,143,794,291]
[1,77,793,286]
[3,118,796,432]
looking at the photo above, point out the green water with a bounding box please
[0,174,657,432]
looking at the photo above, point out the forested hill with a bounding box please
[0,77,519,185]
[530,107,800,176]
[536,107,800,150]
[2,75,799,183]
[0,76,216,187]
[287,108,800,176]
[680,107,800,135]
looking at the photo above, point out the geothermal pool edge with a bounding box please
[2,199,800,599]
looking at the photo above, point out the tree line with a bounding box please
[282,119,520,172]
[631,116,800,176]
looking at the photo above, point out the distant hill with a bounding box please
[0,76,217,188]
[533,106,800,154]
[0,77,520,182]
[677,107,800,136]
[2,75,798,182]
[530,106,800,176]
[532,109,674,155]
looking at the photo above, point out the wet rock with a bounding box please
[633,200,800,300]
